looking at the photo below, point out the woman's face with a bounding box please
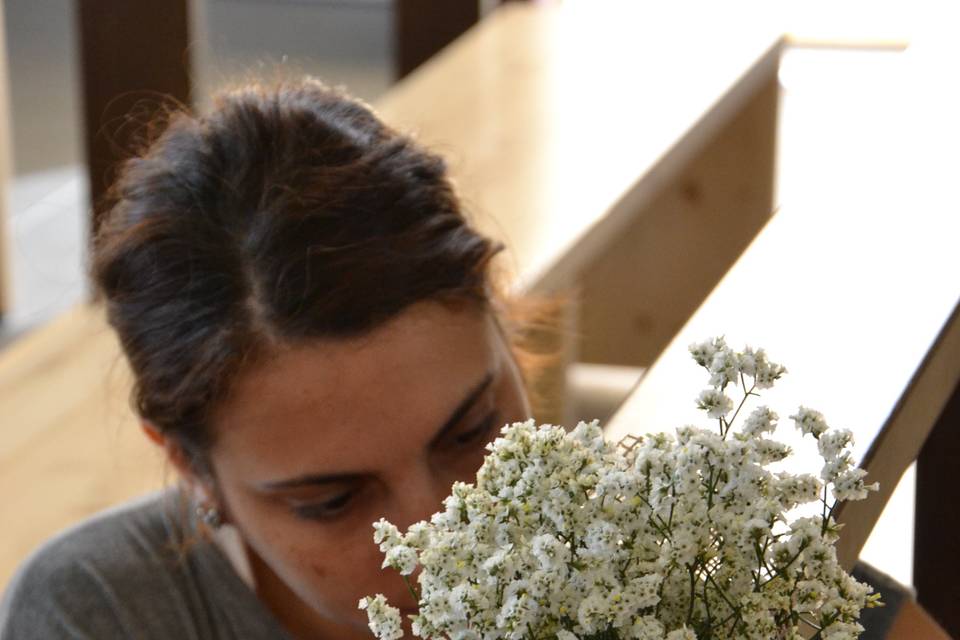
[203,301,532,638]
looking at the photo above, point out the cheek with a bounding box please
[295,526,419,614]
[224,492,416,626]
[286,527,381,597]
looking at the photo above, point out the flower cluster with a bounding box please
[360,338,881,639]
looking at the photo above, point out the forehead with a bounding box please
[209,302,502,480]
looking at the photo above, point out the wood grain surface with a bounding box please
[605,46,960,572]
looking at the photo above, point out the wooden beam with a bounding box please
[577,74,779,369]
[77,0,192,232]
[915,380,960,638]
[394,0,480,79]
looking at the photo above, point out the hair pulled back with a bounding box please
[93,78,503,470]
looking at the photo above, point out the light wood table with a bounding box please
[605,44,960,634]
[0,2,783,586]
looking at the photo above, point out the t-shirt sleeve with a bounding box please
[0,497,205,640]
[0,493,287,640]
[0,538,136,639]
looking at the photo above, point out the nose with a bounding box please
[389,463,450,532]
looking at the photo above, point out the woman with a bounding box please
[0,78,942,640]
[1,78,531,639]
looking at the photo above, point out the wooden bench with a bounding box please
[605,42,960,634]
[0,2,783,586]
[379,2,783,422]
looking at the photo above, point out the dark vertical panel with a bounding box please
[77,0,192,231]
[915,380,960,637]
[394,0,479,80]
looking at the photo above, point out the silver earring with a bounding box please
[196,503,223,529]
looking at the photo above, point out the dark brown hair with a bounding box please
[93,78,505,472]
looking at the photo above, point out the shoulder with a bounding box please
[0,490,202,639]
[7,489,187,583]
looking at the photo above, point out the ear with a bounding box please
[140,420,215,501]
[141,421,165,447]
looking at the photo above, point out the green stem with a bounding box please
[402,575,420,605]
[726,383,757,437]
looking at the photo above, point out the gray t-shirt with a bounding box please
[0,490,291,639]
[1,490,908,639]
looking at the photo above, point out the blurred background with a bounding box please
[1,0,401,341]
[0,0,952,630]
[0,0,922,341]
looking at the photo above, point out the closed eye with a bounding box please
[292,490,356,521]
[453,411,499,446]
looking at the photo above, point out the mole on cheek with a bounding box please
[309,560,328,578]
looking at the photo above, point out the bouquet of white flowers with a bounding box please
[360,338,882,640]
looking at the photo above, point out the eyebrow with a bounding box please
[259,369,496,491]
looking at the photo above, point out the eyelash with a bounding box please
[292,412,501,522]
[292,491,355,521]
[453,410,499,446]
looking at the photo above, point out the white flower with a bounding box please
[577,587,612,634]
[821,620,865,640]
[403,520,432,549]
[583,520,620,557]
[796,579,827,612]
[531,533,571,572]
[741,406,778,437]
[363,340,876,640]
[832,467,879,502]
[497,579,540,637]
[689,338,721,368]
[382,544,418,575]
[776,473,822,507]
[708,347,739,389]
[743,518,770,542]
[817,429,853,460]
[624,573,662,609]
[791,406,830,438]
[820,453,853,484]
[737,347,757,377]
[628,615,665,640]
[749,348,786,389]
[750,438,792,464]
[359,594,404,640]
[696,389,734,419]
[372,518,402,552]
